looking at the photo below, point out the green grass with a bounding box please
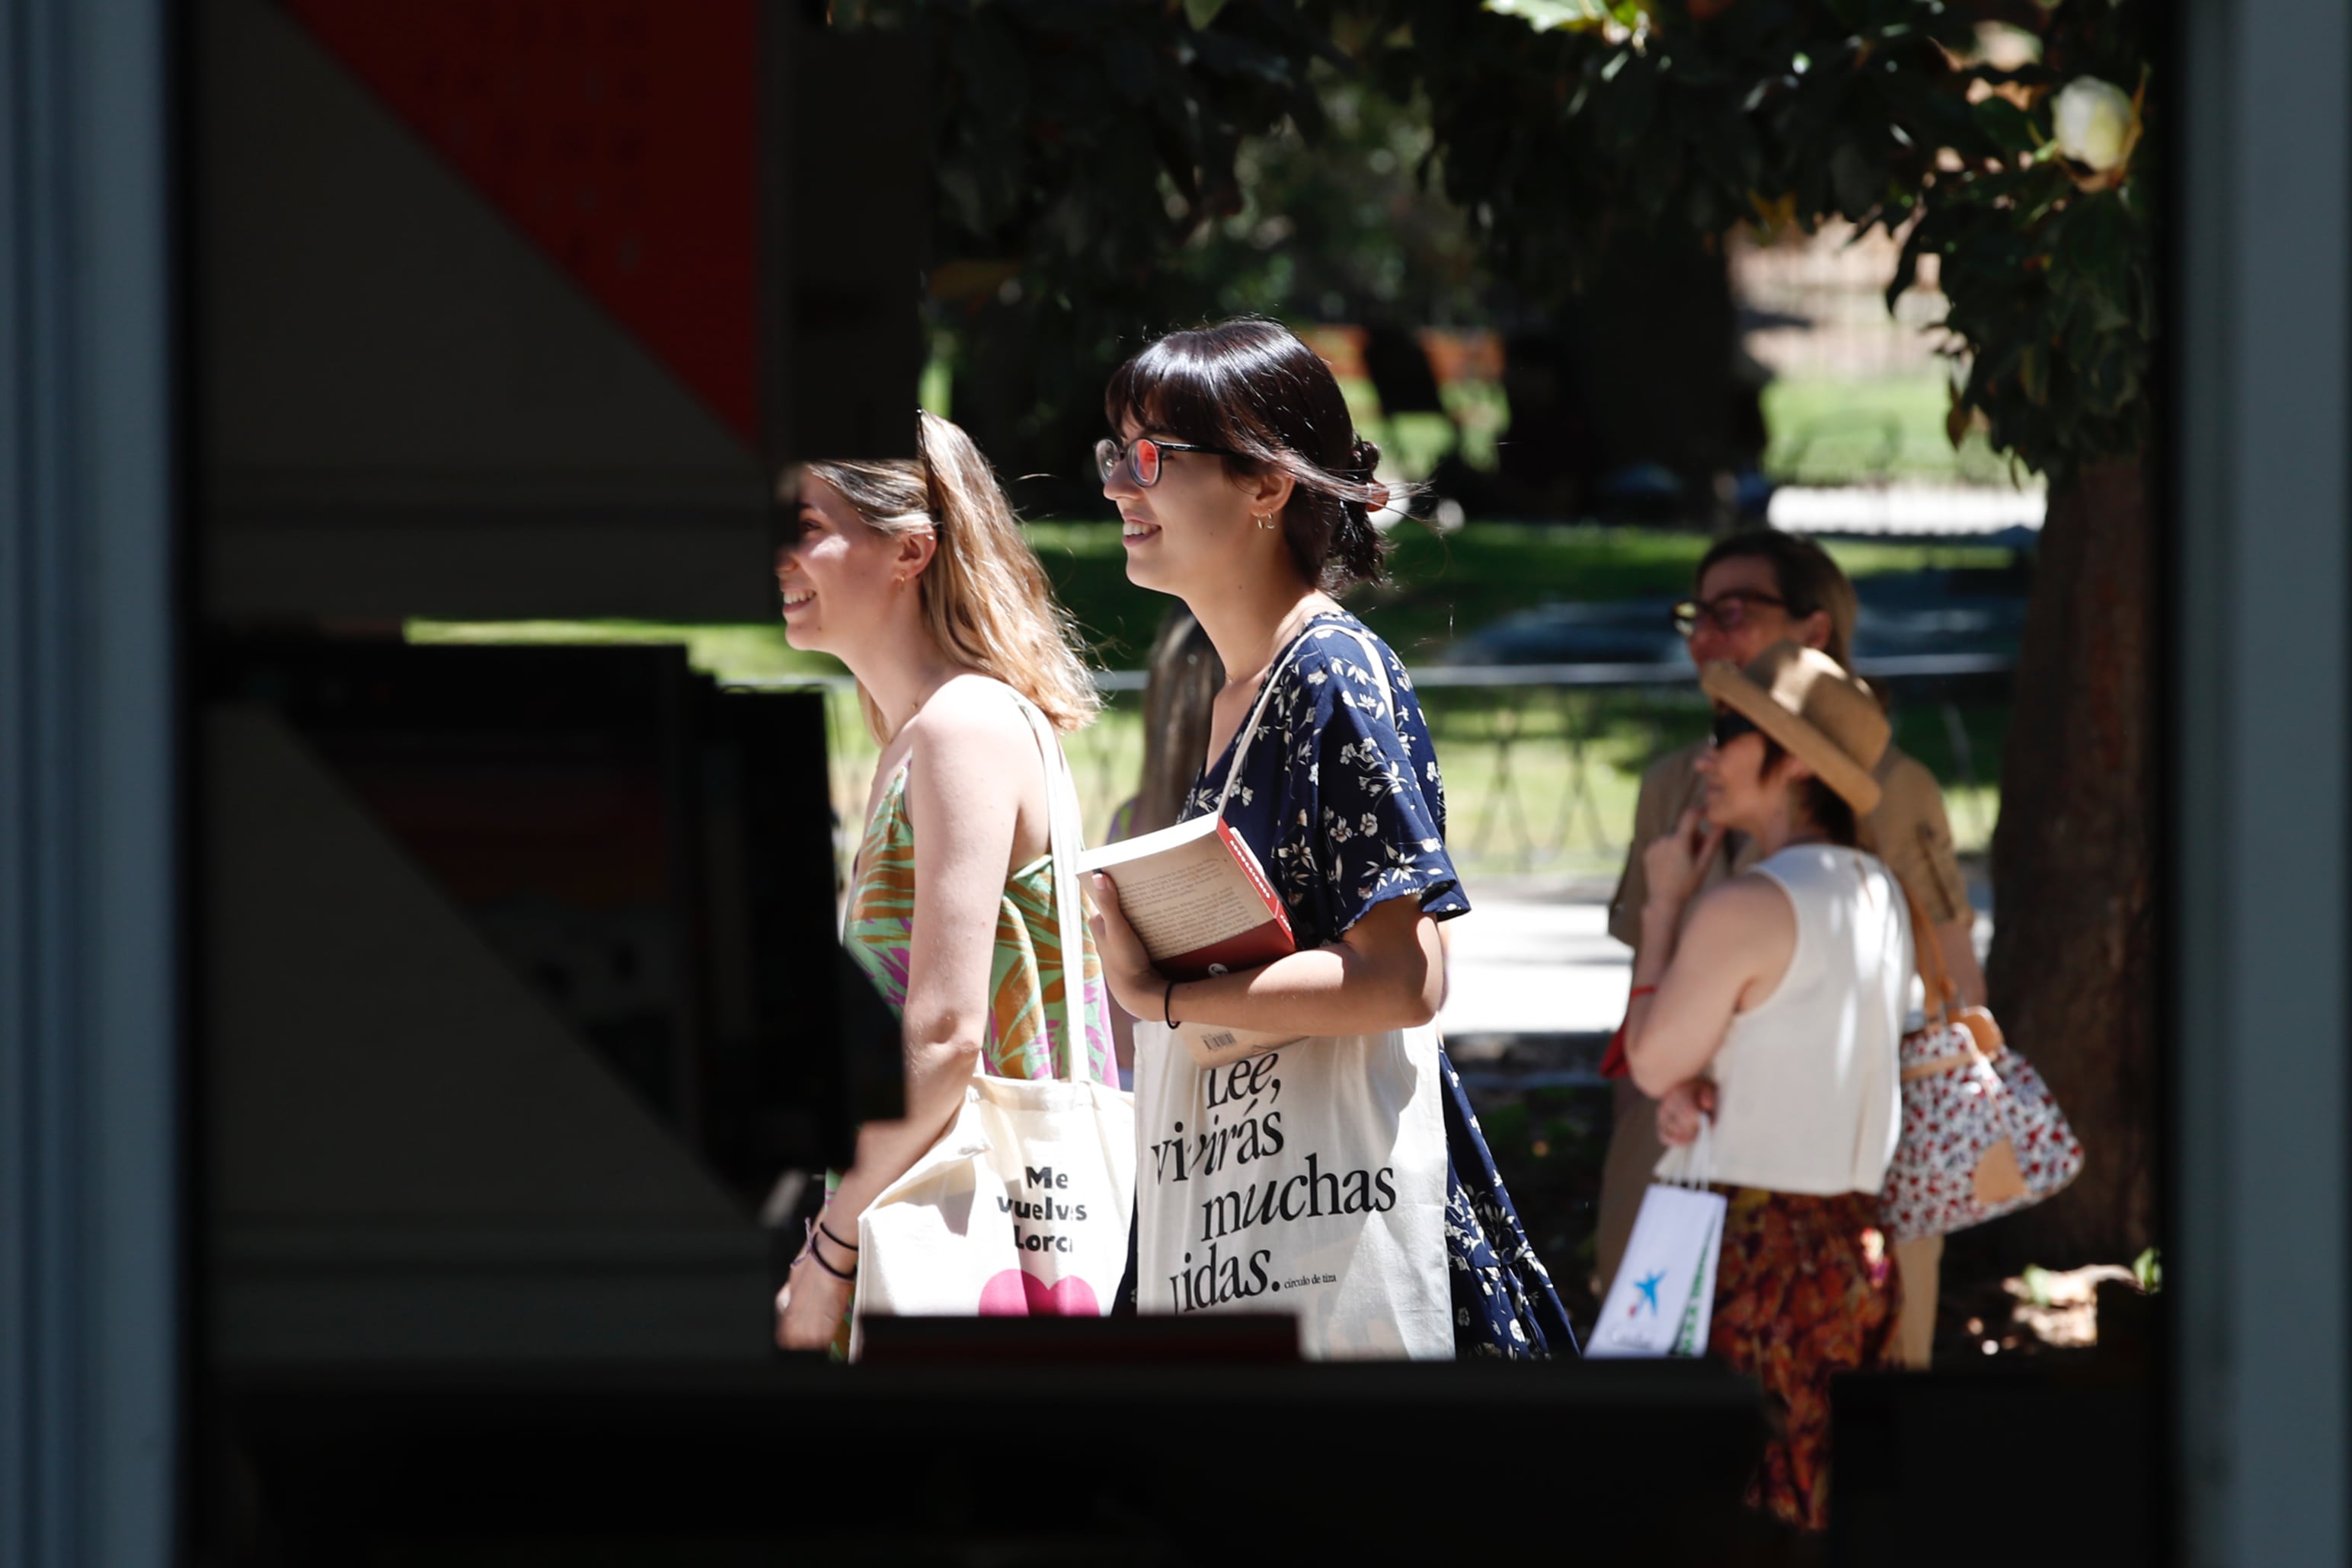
[409,522,2007,882]
[1762,373,2029,488]
[1030,518,2016,668]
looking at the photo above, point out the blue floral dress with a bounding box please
[1174,609,1577,1359]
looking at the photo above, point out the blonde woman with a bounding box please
[772,412,1113,1353]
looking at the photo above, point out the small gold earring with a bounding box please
[1254,512,1277,531]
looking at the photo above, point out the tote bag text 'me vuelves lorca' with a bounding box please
[847,696,1135,1357]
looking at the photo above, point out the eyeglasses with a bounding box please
[1095,436,1233,488]
[1671,590,1788,639]
[1710,710,1762,748]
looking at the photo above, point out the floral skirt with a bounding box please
[1439,1049,1578,1359]
[1708,1187,1900,1531]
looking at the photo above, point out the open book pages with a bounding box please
[1076,813,1295,981]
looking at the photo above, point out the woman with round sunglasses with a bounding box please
[1621,640,1909,1532]
[1083,317,1572,1359]
[1597,528,1982,1370]
[771,412,1112,1355]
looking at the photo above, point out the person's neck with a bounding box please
[1190,570,1327,693]
[842,617,961,742]
[1748,807,1828,861]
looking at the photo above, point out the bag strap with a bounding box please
[1654,1112,1717,1190]
[1215,616,1401,818]
[1011,693,1093,1085]
[1897,871,1959,1030]
[1213,616,1325,816]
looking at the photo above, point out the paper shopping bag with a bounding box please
[1584,1182,1727,1358]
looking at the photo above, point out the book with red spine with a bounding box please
[1076,813,1295,981]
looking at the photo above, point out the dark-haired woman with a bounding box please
[1085,317,1572,1359]
[1622,640,1909,1531]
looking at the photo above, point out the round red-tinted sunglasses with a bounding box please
[1095,436,1234,488]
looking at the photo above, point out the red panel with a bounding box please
[284,0,759,445]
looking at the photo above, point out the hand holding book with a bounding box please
[1079,815,1303,1065]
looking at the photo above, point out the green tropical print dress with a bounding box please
[814,760,1114,1357]
[842,763,1114,1082]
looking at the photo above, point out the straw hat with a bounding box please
[1699,641,1890,816]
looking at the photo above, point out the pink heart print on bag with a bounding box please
[978,1269,1101,1317]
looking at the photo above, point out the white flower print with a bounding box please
[1360,813,1379,836]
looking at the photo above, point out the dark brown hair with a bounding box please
[1760,735,1861,847]
[1696,529,1859,668]
[1104,318,1402,592]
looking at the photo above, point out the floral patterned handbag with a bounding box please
[1876,881,2084,1241]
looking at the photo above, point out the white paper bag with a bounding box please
[1131,1016,1452,1359]
[1586,1121,1726,1359]
[845,694,1135,1359]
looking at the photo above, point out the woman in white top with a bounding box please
[1619,640,1909,1534]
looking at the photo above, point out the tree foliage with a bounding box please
[1408,0,2152,484]
[855,0,2151,487]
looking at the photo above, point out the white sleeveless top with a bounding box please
[1656,844,1909,1196]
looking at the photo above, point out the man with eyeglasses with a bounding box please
[1596,529,1986,1371]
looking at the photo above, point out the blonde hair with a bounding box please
[790,411,1100,740]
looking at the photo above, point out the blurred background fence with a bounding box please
[733,652,2011,886]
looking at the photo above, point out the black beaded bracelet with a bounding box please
[804,1243,856,1283]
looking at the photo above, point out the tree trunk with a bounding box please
[1970,453,2158,1270]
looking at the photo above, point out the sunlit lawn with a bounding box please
[1762,373,2030,489]
[411,522,2005,881]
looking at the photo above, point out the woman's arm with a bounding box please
[777,697,1034,1347]
[1090,880,1444,1038]
[1623,880,1792,1098]
[838,704,1034,1204]
[1613,806,1795,1100]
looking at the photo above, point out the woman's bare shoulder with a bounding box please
[900,675,1040,803]
[1689,869,1797,935]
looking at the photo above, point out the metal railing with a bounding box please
[730,650,2013,877]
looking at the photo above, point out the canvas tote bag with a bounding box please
[1587,1119,1726,1359]
[1131,624,1452,1360]
[847,696,1136,1358]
